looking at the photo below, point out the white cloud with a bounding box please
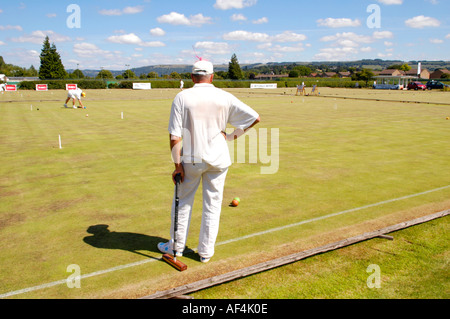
[268,43,305,53]
[157,12,212,27]
[214,0,257,10]
[0,41,5,46]
[223,30,306,43]
[271,31,307,42]
[446,34,450,39]
[74,43,110,58]
[314,47,359,61]
[158,12,190,25]
[253,17,268,24]
[231,14,247,22]
[72,43,132,69]
[107,33,165,47]
[405,15,440,28]
[99,9,122,16]
[2,48,40,66]
[223,30,270,42]
[320,32,373,44]
[373,31,394,39]
[377,0,403,4]
[11,30,70,44]
[122,6,144,14]
[46,13,57,18]
[256,43,272,50]
[429,38,443,44]
[315,31,393,61]
[189,14,213,27]
[107,33,142,45]
[0,25,23,31]
[317,18,361,28]
[360,47,373,52]
[99,6,144,16]
[194,41,231,55]
[150,28,166,36]
[333,39,360,47]
[139,41,165,47]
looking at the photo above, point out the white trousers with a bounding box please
[170,162,228,259]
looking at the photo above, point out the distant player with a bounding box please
[64,88,86,109]
[296,82,306,96]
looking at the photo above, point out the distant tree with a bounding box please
[294,65,312,76]
[215,71,228,79]
[387,64,411,71]
[28,65,38,76]
[247,72,256,80]
[147,72,159,78]
[38,36,68,79]
[70,69,85,79]
[170,71,181,79]
[289,70,299,78]
[96,69,114,79]
[228,54,243,80]
[122,69,137,79]
[352,69,374,86]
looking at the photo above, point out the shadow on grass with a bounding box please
[83,224,197,261]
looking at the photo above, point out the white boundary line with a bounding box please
[1,184,449,299]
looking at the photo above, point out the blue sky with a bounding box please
[0,0,449,70]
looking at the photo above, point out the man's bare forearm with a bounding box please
[223,116,261,141]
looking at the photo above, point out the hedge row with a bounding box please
[18,78,364,90]
[19,80,106,90]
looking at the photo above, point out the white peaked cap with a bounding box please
[192,60,214,75]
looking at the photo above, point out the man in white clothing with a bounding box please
[64,87,85,109]
[158,60,260,263]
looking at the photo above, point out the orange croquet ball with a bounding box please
[231,199,239,207]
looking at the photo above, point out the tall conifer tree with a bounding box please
[39,36,67,79]
[228,54,243,80]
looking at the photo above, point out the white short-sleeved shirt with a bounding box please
[67,88,82,99]
[168,83,259,168]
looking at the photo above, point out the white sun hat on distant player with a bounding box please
[192,60,214,75]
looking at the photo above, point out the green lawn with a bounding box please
[0,88,449,298]
[191,215,449,299]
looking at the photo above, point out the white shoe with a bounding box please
[200,257,210,263]
[157,242,182,257]
[64,104,67,108]
[73,106,77,109]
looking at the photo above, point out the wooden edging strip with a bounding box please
[141,210,449,299]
